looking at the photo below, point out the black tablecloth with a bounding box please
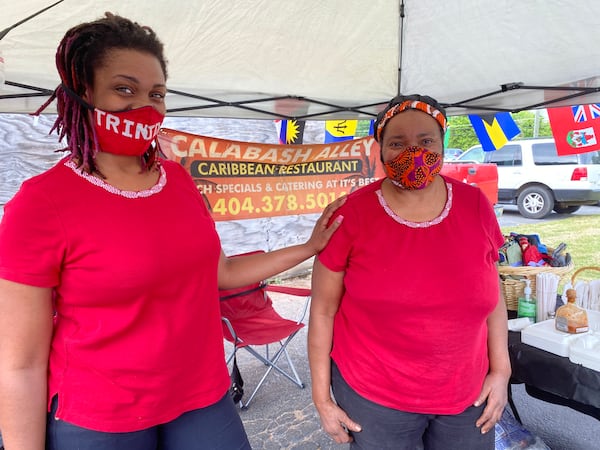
[508,331,600,420]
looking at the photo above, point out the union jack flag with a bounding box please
[571,103,600,122]
[572,105,587,122]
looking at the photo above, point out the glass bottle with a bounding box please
[555,289,589,334]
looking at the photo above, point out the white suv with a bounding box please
[456,138,600,219]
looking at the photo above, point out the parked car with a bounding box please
[441,161,498,206]
[444,147,463,161]
[456,138,600,219]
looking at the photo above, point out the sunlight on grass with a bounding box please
[500,215,600,282]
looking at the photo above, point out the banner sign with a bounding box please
[158,128,384,221]
[547,103,600,155]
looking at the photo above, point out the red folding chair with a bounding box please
[219,251,311,409]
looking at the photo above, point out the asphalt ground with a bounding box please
[236,277,599,450]
[497,204,600,228]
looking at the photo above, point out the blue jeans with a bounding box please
[46,393,250,450]
[331,361,494,450]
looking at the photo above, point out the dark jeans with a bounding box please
[46,393,251,450]
[331,361,494,450]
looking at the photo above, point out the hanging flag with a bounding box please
[468,112,521,151]
[354,119,375,138]
[547,103,600,156]
[324,119,358,143]
[275,119,305,144]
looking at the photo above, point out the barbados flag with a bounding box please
[324,120,358,143]
[275,119,305,145]
[468,112,521,151]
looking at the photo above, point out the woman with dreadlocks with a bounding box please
[0,13,343,450]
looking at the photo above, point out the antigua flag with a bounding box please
[275,119,305,144]
[468,112,521,151]
[547,103,600,155]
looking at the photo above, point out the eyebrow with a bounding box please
[387,131,437,139]
[113,74,166,89]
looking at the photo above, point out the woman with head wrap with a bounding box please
[308,95,510,449]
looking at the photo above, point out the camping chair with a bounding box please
[219,251,311,409]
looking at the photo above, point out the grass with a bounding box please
[500,214,600,282]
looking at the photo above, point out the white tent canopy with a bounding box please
[2,0,600,119]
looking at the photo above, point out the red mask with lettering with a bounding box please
[93,106,165,156]
[383,146,442,190]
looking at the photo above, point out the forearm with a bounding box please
[218,197,345,289]
[0,280,53,450]
[308,314,335,407]
[218,244,315,289]
[487,293,511,378]
[0,367,48,450]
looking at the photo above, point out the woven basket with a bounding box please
[570,266,600,285]
[499,261,574,310]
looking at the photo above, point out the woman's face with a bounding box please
[380,109,444,163]
[83,48,167,114]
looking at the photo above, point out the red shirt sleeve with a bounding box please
[0,179,66,287]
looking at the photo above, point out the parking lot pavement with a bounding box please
[498,204,600,228]
[232,283,346,449]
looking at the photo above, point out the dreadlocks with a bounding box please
[34,12,168,174]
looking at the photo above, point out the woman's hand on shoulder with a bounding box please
[305,196,346,254]
[315,398,361,444]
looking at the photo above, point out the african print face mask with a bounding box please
[383,146,442,190]
[93,106,164,157]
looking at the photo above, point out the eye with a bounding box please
[116,86,134,95]
[151,91,166,100]
[422,138,434,146]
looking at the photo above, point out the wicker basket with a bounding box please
[499,261,574,310]
[569,266,600,285]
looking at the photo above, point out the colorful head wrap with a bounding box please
[374,95,447,142]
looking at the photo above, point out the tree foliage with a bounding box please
[446,110,553,151]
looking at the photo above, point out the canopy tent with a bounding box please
[2,0,600,120]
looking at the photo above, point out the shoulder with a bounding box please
[11,157,71,201]
[444,175,497,220]
[160,158,197,187]
[346,178,384,203]
[338,178,383,214]
[442,175,481,198]
[26,156,70,183]
[443,175,490,209]
[160,158,188,175]
[331,178,384,229]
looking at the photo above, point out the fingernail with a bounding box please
[335,215,344,223]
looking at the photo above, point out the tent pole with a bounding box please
[0,1,65,41]
[397,0,405,96]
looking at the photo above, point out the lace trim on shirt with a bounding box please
[65,159,166,199]
[376,181,453,228]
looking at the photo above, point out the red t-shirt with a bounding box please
[318,176,504,414]
[0,158,230,432]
